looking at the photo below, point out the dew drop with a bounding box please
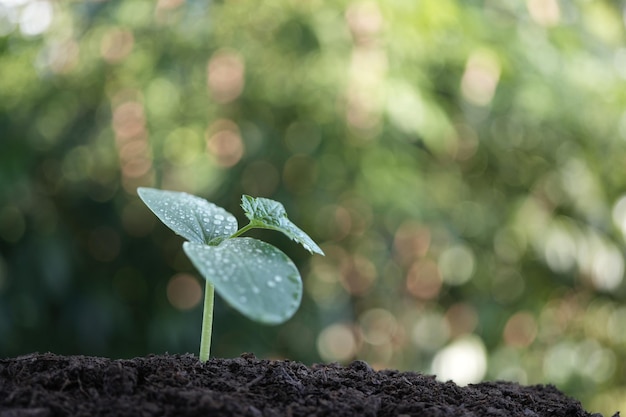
[214,214,225,221]
[274,275,282,282]
[267,281,276,288]
[252,286,260,294]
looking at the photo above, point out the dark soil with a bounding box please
[0,352,618,417]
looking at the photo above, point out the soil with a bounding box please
[0,352,619,417]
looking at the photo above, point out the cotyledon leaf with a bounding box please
[241,195,324,256]
[138,187,237,245]
[183,238,303,325]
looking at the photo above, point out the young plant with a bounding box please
[137,187,324,362]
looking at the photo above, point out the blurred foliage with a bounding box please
[1,0,626,414]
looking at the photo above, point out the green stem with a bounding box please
[199,280,215,362]
[229,223,256,238]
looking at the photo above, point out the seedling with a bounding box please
[137,188,324,362]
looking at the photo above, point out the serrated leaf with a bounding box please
[183,238,302,324]
[241,195,324,255]
[138,187,237,244]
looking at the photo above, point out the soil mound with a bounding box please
[0,352,618,417]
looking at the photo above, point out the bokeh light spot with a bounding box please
[345,2,386,138]
[386,82,425,137]
[345,1,383,44]
[306,255,345,309]
[543,341,576,384]
[577,340,616,384]
[412,311,450,351]
[406,259,442,300]
[589,243,624,292]
[113,101,146,140]
[317,323,357,362]
[145,78,180,117]
[206,119,244,167]
[359,308,397,346]
[461,50,500,106]
[438,245,475,286]
[19,0,52,36]
[112,97,155,193]
[503,311,537,348]
[166,273,202,311]
[314,205,352,242]
[339,254,376,296]
[544,225,577,273]
[207,49,245,104]
[163,127,203,167]
[393,222,431,267]
[345,62,385,133]
[333,206,352,241]
[432,335,487,386]
[445,303,479,338]
[526,0,560,27]
[101,28,134,63]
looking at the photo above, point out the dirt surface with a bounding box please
[0,352,618,417]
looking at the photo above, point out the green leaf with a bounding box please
[183,238,302,324]
[241,195,324,255]
[138,187,237,244]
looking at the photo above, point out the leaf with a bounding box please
[241,195,324,255]
[183,238,302,324]
[138,187,237,244]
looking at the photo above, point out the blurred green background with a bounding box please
[1,0,626,413]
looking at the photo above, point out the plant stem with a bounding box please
[199,280,215,362]
[229,223,256,238]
